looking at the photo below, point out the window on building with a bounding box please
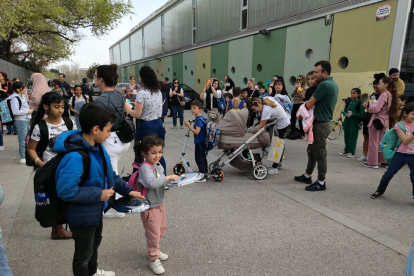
[241,0,248,30]
[192,3,197,44]
[400,2,414,93]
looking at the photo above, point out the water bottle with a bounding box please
[35,192,50,206]
[371,95,377,105]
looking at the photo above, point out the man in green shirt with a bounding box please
[294,61,338,191]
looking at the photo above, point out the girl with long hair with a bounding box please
[291,75,307,136]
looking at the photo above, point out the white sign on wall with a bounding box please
[376,4,391,21]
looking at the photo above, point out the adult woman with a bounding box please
[269,75,281,96]
[250,97,290,174]
[242,78,259,98]
[364,77,399,169]
[291,75,307,136]
[122,75,141,103]
[201,78,223,123]
[169,79,185,129]
[132,66,166,170]
[224,77,235,94]
[0,72,16,136]
[29,73,50,126]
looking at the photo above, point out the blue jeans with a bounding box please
[195,143,207,173]
[171,105,184,126]
[0,129,3,146]
[6,125,16,134]
[14,120,30,159]
[377,152,414,195]
[0,240,12,276]
[134,119,166,172]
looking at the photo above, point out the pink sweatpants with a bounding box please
[367,125,386,165]
[141,204,166,262]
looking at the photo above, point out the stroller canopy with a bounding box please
[218,109,249,137]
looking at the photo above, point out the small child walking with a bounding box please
[69,85,88,130]
[184,100,208,179]
[136,136,179,275]
[371,103,414,199]
[340,88,364,158]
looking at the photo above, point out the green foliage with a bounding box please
[0,0,133,70]
[50,69,60,74]
[86,62,100,79]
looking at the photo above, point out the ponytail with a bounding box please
[251,97,277,108]
[381,77,399,122]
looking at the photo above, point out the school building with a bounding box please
[109,0,413,104]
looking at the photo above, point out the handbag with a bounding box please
[108,96,135,143]
[178,96,186,107]
[207,109,218,120]
[267,129,285,163]
[372,92,389,131]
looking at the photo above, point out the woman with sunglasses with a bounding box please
[169,79,185,129]
[291,75,307,136]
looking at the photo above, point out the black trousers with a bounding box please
[291,103,304,135]
[69,222,103,276]
[195,143,208,173]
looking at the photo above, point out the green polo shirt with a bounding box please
[312,77,339,122]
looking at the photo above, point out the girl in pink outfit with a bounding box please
[29,73,50,125]
[364,77,399,169]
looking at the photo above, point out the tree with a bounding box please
[55,62,83,85]
[86,63,100,79]
[0,0,133,71]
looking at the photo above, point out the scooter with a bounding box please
[173,120,195,175]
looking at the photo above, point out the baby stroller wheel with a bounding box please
[173,164,185,176]
[253,164,268,180]
[211,169,225,182]
[209,162,219,172]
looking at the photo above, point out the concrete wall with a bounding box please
[0,59,33,83]
[228,36,254,88]
[183,50,196,89]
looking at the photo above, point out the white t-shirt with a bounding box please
[261,97,290,129]
[202,89,222,110]
[30,118,76,162]
[135,89,163,121]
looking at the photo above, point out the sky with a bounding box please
[53,0,167,69]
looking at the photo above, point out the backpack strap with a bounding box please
[139,161,155,197]
[395,122,407,148]
[73,150,91,186]
[228,100,233,110]
[36,120,49,160]
[62,117,73,130]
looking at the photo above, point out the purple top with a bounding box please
[124,84,141,102]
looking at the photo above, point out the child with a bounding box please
[27,92,76,239]
[340,88,364,158]
[136,135,179,275]
[224,93,233,103]
[371,103,414,199]
[55,103,145,276]
[396,95,408,121]
[304,71,318,102]
[225,87,246,113]
[258,85,269,100]
[8,81,33,163]
[184,100,208,178]
[69,85,88,130]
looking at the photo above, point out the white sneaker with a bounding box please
[103,208,125,219]
[158,252,169,261]
[347,154,355,158]
[357,155,367,162]
[19,158,26,164]
[0,146,4,151]
[93,269,115,276]
[268,167,278,174]
[149,259,165,275]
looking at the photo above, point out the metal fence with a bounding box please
[0,59,34,82]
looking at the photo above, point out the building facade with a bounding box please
[110,0,413,108]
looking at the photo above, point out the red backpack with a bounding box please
[127,161,154,197]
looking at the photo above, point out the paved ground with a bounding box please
[1,110,412,275]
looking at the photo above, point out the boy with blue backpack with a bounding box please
[185,100,208,180]
[53,104,145,275]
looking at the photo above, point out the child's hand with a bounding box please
[184,120,191,128]
[28,109,33,114]
[128,191,145,200]
[167,175,179,181]
[101,187,114,202]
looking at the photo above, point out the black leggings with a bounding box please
[272,125,291,169]
[291,103,304,135]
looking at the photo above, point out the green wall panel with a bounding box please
[228,36,253,88]
[144,61,150,67]
[163,56,173,83]
[149,60,156,72]
[196,47,211,94]
[252,28,287,88]
[126,66,132,82]
[211,42,229,87]
[117,68,122,83]
[183,50,196,89]
[172,53,183,84]
[283,18,331,93]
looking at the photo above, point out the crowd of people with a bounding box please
[0,60,413,276]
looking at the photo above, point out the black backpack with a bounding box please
[70,95,87,116]
[34,149,91,228]
[26,117,74,167]
[3,96,22,126]
[286,128,302,140]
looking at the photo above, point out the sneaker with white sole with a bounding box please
[268,167,278,174]
[363,163,379,169]
[357,155,367,162]
[0,146,4,151]
[92,269,115,276]
[339,151,349,156]
[103,208,125,219]
[149,259,165,275]
[158,252,169,261]
[19,158,26,164]
[347,154,355,158]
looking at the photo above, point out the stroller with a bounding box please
[209,109,275,181]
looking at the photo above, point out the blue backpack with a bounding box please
[199,117,220,151]
[217,93,227,115]
[380,122,406,164]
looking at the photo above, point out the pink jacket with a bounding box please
[368,91,392,129]
[29,73,50,111]
[297,103,315,144]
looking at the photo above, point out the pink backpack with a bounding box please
[128,161,153,197]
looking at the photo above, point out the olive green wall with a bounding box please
[211,42,229,85]
[155,58,164,81]
[252,28,287,86]
[183,50,196,89]
[284,18,332,93]
[130,64,135,80]
[172,53,183,83]
[196,47,211,93]
[149,60,156,73]
[163,56,173,83]
[228,36,254,88]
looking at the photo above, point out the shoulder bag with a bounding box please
[372,92,389,131]
[108,93,135,143]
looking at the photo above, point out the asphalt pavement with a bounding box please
[0,110,411,275]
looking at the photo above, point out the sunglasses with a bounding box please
[174,82,179,84]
